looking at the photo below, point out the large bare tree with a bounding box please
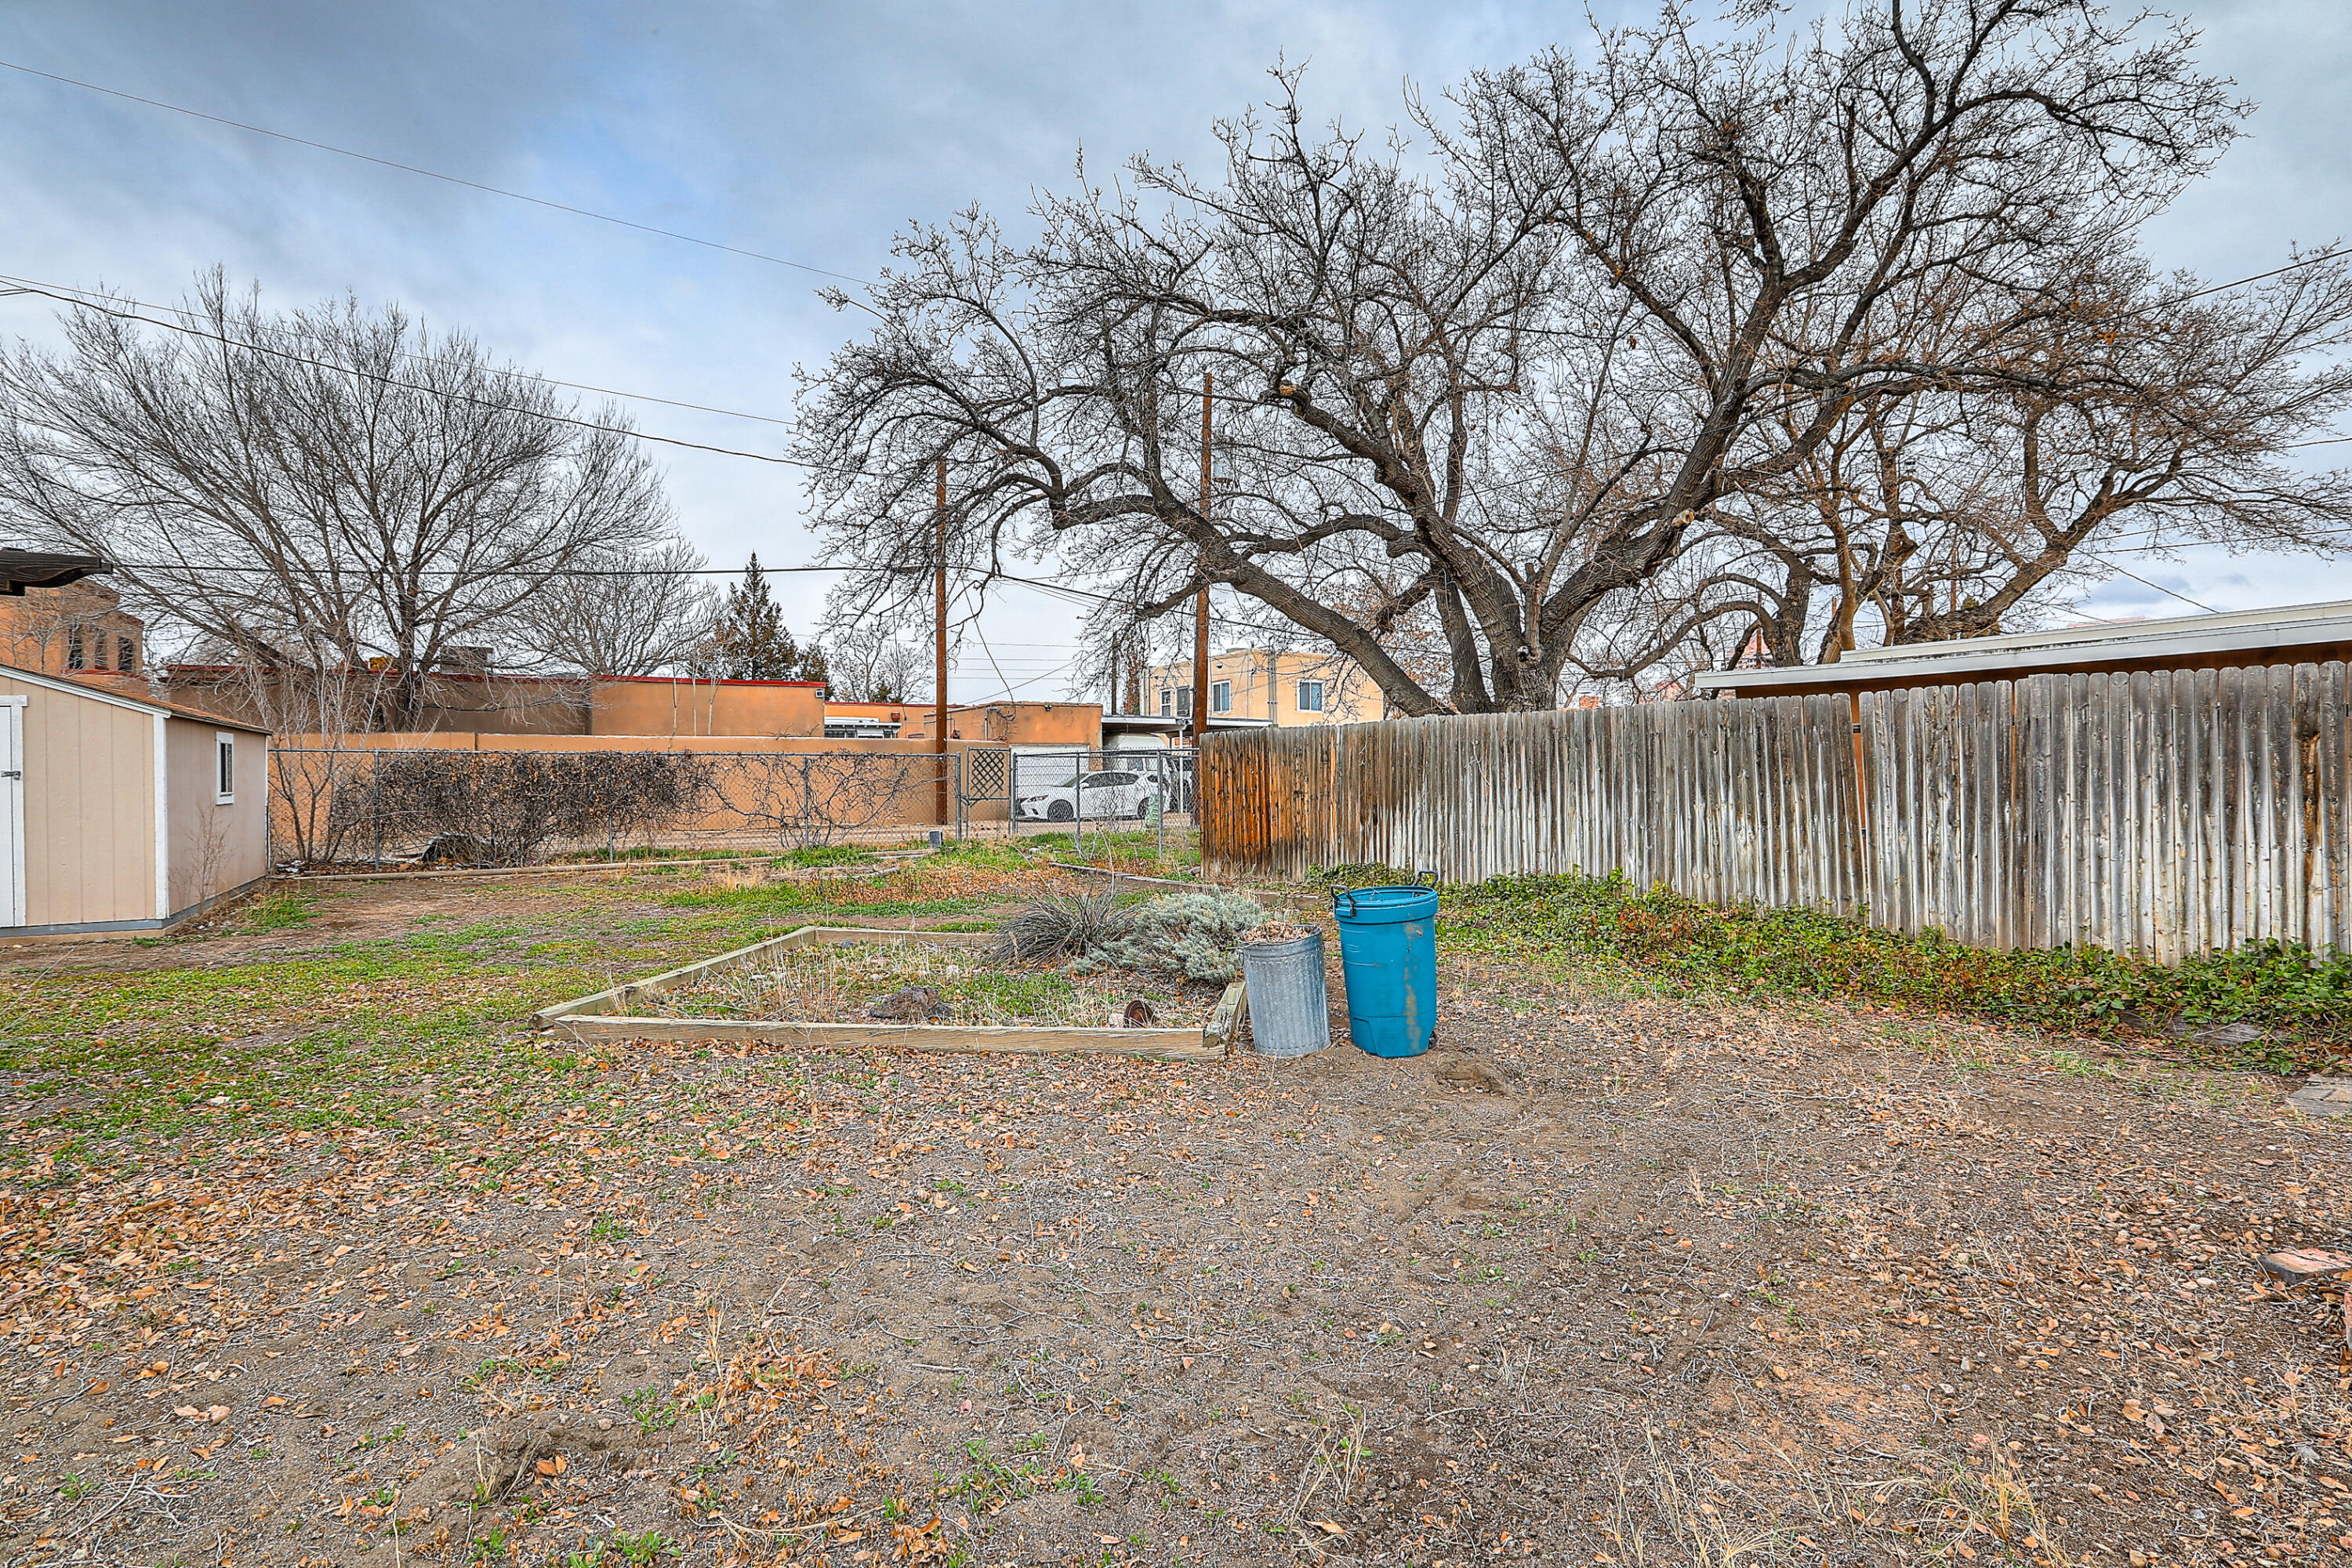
[0,270,680,726]
[796,0,2238,713]
[1578,249,2352,687]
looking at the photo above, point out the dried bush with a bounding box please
[333,750,714,866]
[990,893,1133,965]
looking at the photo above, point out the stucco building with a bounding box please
[166,667,828,739]
[1142,648,1384,728]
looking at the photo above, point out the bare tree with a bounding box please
[1582,248,2352,682]
[824,620,929,704]
[796,1,2238,713]
[0,270,680,727]
[512,539,717,676]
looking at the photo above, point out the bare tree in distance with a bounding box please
[0,269,681,728]
[513,538,718,676]
[796,1,2241,713]
[824,618,929,703]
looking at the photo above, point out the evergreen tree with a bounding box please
[704,555,829,684]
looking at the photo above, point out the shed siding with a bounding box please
[0,672,157,926]
[165,719,269,916]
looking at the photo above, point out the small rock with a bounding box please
[1122,998,1158,1028]
[597,1417,613,1431]
[2260,1248,2352,1286]
[868,985,949,1022]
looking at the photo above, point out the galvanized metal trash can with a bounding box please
[1238,930,1330,1058]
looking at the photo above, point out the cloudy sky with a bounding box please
[3,0,2348,699]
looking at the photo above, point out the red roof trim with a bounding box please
[163,665,826,690]
[595,674,826,688]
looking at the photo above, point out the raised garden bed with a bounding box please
[532,925,1243,1061]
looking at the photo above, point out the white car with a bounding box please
[1016,768,1163,822]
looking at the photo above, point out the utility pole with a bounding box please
[1192,371,1212,746]
[934,456,949,827]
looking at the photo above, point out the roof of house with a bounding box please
[0,548,111,595]
[0,661,270,733]
[1691,597,2352,696]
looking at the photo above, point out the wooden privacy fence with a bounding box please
[1200,662,2352,961]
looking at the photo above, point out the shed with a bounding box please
[1690,597,2352,700]
[0,663,270,938]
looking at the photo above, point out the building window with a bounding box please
[1160,688,1172,717]
[118,636,136,673]
[1175,687,1192,718]
[1210,681,1231,714]
[1297,679,1326,713]
[216,734,236,804]
[66,627,84,670]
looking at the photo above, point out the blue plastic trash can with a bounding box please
[1331,884,1438,1057]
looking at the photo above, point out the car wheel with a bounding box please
[1047,800,1074,822]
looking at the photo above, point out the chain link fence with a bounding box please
[267,743,1204,869]
[270,746,963,869]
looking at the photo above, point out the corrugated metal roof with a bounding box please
[1692,597,2352,692]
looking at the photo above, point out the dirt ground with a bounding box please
[3,866,2350,1568]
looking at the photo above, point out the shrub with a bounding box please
[1438,869,2352,1073]
[334,750,713,866]
[1087,893,1263,983]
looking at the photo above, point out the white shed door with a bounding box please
[0,701,20,927]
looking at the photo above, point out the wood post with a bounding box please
[934,456,949,826]
[1192,372,1211,746]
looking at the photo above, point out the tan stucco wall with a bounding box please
[898,702,1102,745]
[590,678,825,738]
[165,719,270,916]
[0,672,158,927]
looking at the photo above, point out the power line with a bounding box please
[0,278,812,470]
[0,58,866,285]
[2075,551,2219,614]
[103,557,849,579]
[0,270,796,430]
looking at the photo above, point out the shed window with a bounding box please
[216,733,236,804]
[1298,679,1327,713]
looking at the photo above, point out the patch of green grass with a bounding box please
[1021,827,1200,870]
[622,1385,678,1434]
[611,1531,672,1566]
[655,883,985,918]
[0,862,1027,1174]
[1440,869,2352,1073]
[242,887,322,931]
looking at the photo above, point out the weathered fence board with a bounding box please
[1201,663,2352,959]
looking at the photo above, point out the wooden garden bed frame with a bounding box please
[531,925,1243,1062]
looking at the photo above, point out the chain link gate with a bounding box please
[955,746,1011,838]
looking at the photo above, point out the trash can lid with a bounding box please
[1332,884,1438,922]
